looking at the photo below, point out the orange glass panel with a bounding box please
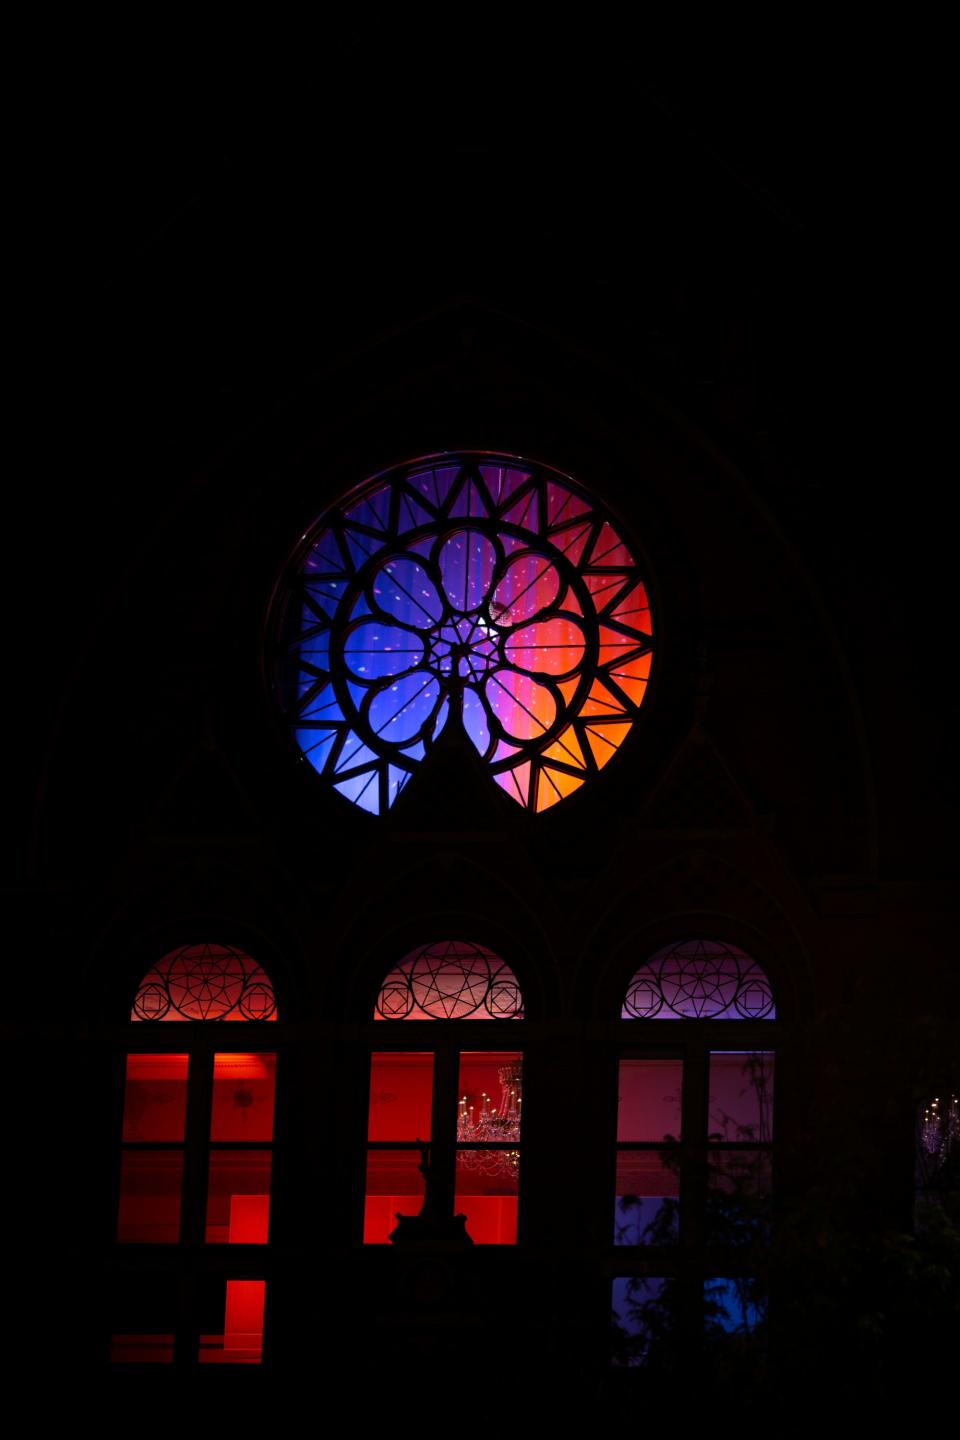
[580,680,627,717]
[121,1054,188,1142]
[542,726,586,770]
[617,1059,683,1142]
[205,1151,272,1243]
[117,1151,183,1243]
[367,1053,433,1141]
[198,1281,265,1364]
[588,521,634,569]
[536,765,585,810]
[598,626,644,661]
[210,1053,276,1142]
[364,1149,424,1243]
[584,722,632,769]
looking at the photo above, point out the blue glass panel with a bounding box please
[297,730,338,773]
[334,768,380,814]
[343,528,381,571]
[303,530,345,574]
[437,531,498,613]
[344,624,424,680]
[705,1278,766,1333]
[334,731,380,774]
[372,557,442,626]
[367,674,441,744]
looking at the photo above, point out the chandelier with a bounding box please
[920,1093,959,1170]
[457,1060,522,1178]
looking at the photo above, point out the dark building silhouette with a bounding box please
[10,35,957,1412]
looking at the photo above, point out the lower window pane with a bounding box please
[365,1149,424,1244]
[611,1276,669,1367]
[704,1277,767,1334]
[198,1280,265,1364]
[455,1151,519,1244]
[707,1150,771,1245]
[205,1151,272,1243]
[614,1151,680,1245]
[110,1333,174,1364]
[117,1151,183,1242]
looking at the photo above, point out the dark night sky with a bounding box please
[9,25,954,884]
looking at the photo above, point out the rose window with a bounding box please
[269,453,654,814]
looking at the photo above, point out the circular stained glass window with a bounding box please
[268,453,654,815]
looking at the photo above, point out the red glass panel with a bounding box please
[121,1054,188,1142]
[210,1053,277,1142]
[198,1281,265,1364]
[117,1151,183,1243]
[364,1149,424,1243]
[708,1052,775,1142]
[455,1153,519,1244]
[109,1334,174,1364]
[367,1053,433,1141]
[614,1151,680,1245]
[205,1151,272,1243]
[617,1059,683,1142]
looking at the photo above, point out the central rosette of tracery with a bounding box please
[427,611,501,683]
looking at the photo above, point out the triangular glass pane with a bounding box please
[546,482,591,528]
[588,521,634,569]
[553,520,593,567]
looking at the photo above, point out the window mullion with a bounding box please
[679,1043,708,1256]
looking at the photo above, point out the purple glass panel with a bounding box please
[622,940,775,1020]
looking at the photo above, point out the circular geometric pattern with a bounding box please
[622,940,775,1021]
[374,940,524,1021]
[131,942,278,1022]
[269,452,654,814]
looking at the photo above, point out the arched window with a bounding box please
[365,940,524,1246]
[611,940,777,1367]
[268,452,654,815]
[110,943,279,1367]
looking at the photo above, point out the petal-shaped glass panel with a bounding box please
[490,555,560,626]
[486,670,556,740]
[343,623,424,680]
[504,617,585,676]
[372,557,443,626]
[367,673,442,744]
[437,530,498,613]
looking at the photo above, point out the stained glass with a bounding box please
[374,940,523,1021]
[270,453,654,814]
[622,940,775,1020]
[131,943,277,1022]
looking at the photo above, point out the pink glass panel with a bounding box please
[375,940,523,1021]
[210,1053,276,1141]
[132,943,277,1021]
[617,1059,683,1142]
[622,940,775,1020]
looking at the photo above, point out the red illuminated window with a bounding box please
[111,945,278,1368]
[365,943,524,1246]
